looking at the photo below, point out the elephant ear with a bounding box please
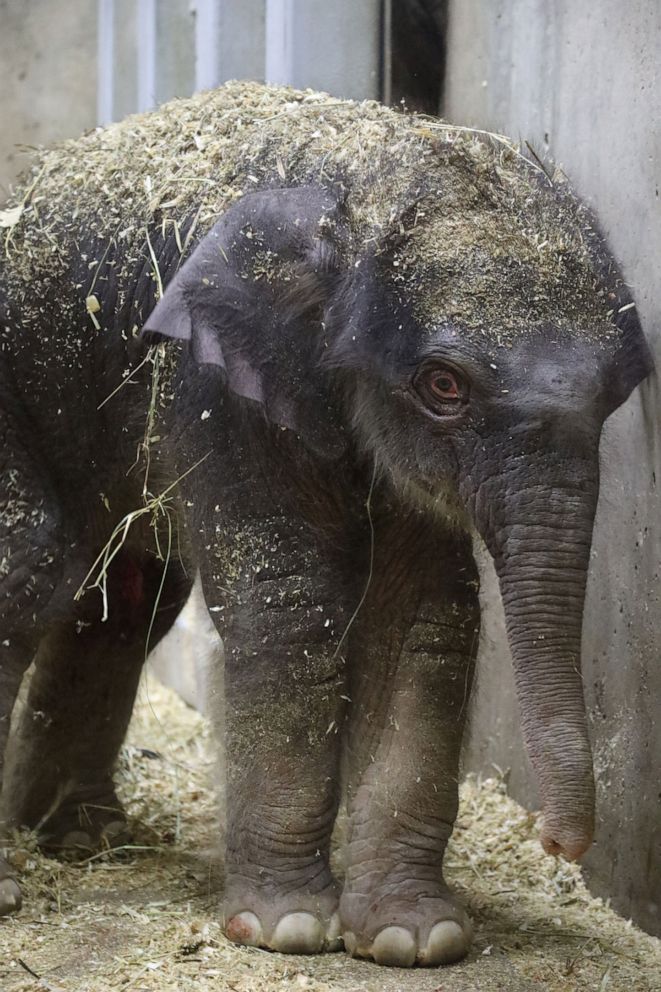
[142,186,349,457]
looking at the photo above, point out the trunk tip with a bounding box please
[541,827,593,862]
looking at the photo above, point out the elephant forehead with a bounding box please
[387,206,613,345]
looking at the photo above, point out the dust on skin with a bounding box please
[0,454,51,525]
[206,513,345,773]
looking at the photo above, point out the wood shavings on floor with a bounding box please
[1,674,659,992]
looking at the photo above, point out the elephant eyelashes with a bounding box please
[415,365,469,414]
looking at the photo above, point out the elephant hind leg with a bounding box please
[0,458,67,914]
[0,550,193,857]
[0,632,45,917]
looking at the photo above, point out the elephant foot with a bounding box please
[340,882,472,967]
[223,876,342,954]
[37,786,130,858]
[0,858,22,916]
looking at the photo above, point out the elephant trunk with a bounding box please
[476,475,598,861]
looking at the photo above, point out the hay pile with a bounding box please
[1,675,659,992]
[2,82,617,349]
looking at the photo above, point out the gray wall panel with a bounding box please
[156,0,196,105]
[447,0,661,936]
[112,0,139,120]
[217,0,265,84]
[265,0,381,99]
[0,0,98,199]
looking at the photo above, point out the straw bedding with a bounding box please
[1,675,659,992]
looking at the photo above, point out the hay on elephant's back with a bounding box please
[2,82,615,346]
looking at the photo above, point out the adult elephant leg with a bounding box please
[208,513,351,955]
[0,447,64,915]
[1,554,192,855]
[0,636,39,915]
[340,513,479,967]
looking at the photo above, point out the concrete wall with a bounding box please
[0,0,382,199]
[446,0,661,937]
[0,0,98,200]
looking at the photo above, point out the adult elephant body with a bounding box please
[0,83,651,967]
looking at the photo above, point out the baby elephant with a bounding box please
[0,82,651,967]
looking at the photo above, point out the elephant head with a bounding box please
[144,170,652,863]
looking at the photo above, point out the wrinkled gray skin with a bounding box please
[0,169,651,967]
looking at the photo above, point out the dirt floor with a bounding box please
[1,675,660,992]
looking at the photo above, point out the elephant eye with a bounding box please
[430,370,461,400]
[415,365,468,413]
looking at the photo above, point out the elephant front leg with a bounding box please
[208,522,350,955]
[340,526,480,967]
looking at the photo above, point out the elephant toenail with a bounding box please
[372,926,417,967]
[325,911,343,951]
[423,920,470,965]
[61,830,93,851]
[343,930,357,956]
[226,911,263,946]
[102,820,129,846]
[0,877,22,915]
[272,912,324,954]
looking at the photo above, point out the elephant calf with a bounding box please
[0,82,651,967]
